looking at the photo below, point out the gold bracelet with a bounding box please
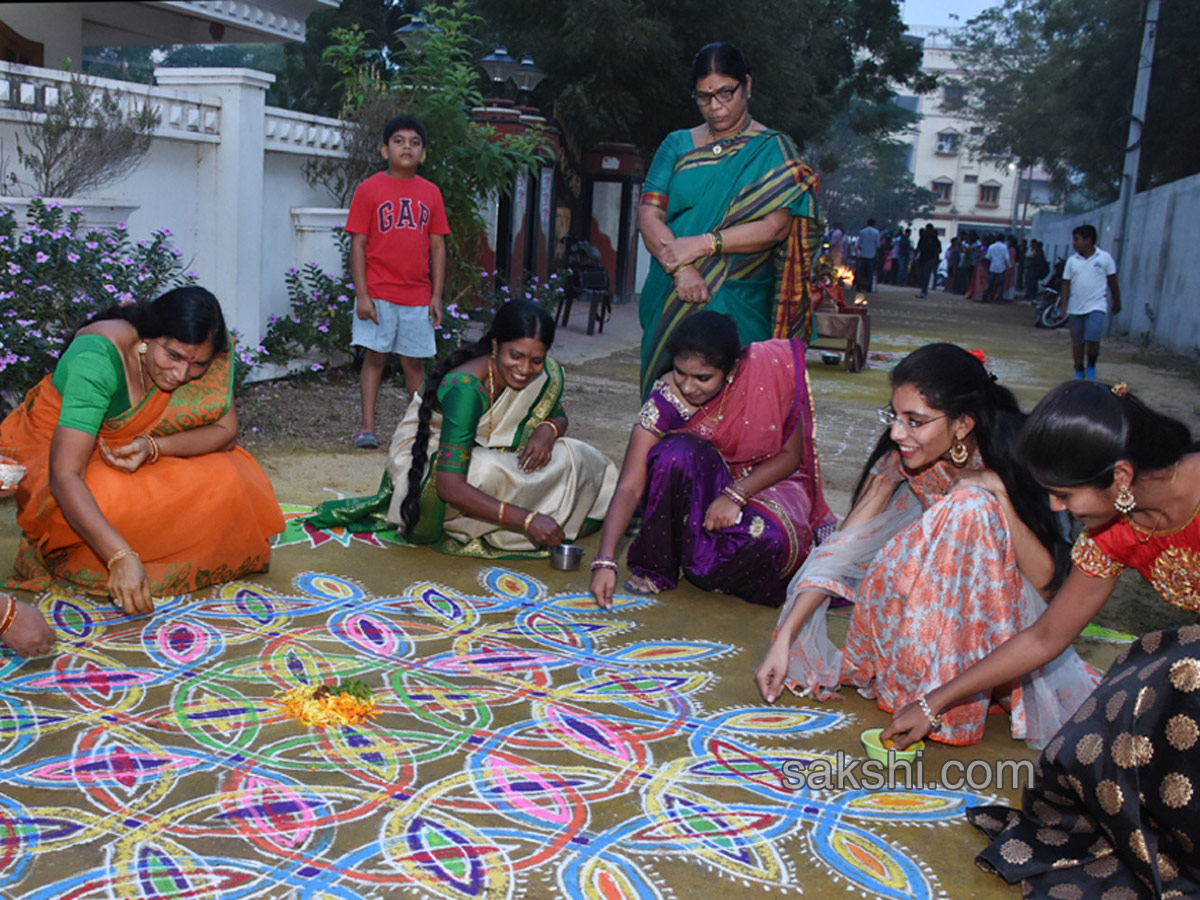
[0,595,17,636]
[707,232,717,256]
[522,510,538,532]
[140,432,160,464]
[710,230,724,255]
[540,419,562,439]
[106,548,140,570]
[498,501,508,526]
[671,263,695,278]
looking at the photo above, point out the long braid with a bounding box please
[974,378,1071,591]
[398,337,491,534]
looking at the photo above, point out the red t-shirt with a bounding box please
[345,171,450,306]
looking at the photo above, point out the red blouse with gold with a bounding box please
[1070,499,1200,612]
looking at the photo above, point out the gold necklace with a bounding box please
[1130,461,1180,544]
[703,369,737,424]
[707,117,753,155]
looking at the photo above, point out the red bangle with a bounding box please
[0,595,18,636]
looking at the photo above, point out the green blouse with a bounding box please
[50,334,132,434]
[433,372,565,475]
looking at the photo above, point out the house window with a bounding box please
[943,83,964,107]
[979,184,1000,206]
[964,174,978,183]
[936,131,959,154]
[932,181,952,203]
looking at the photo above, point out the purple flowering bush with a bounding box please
[258,263,356,369]
[251,258,568,386]
[0,199,195,411]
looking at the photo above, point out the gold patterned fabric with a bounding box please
[1150,547,1200,612]
[1070,531,1126,579]
[969,625,1200,897]
[1075,502,1200,611]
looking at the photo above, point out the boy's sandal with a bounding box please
[353,430,379,449]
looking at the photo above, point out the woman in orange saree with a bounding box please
[0,287,284,614]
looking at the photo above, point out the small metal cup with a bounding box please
[549,544,584,571]
[0,462,25,492]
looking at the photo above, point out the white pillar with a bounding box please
[153,67,275,344]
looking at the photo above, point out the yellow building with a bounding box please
[897,27,1060,239]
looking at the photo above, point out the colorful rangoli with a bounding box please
[0,563,992,899]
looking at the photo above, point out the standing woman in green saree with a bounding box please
[638,42,820,397]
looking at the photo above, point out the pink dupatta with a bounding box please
[681,338,835,573]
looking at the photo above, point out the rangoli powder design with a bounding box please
[0,565,986,899]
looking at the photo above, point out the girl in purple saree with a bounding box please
[590,311,834,609]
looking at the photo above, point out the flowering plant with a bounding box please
[434,272,567,363]
[258,263,356,368]
[254,256,568,383]
[0,200,195,411]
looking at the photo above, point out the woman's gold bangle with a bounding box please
[540,419,562,439]
[710,230,724,255]
[498,500,508,526]
[106,548,139,570]
[523,510,538,532]
[0,594,17,636]
[140,432,160,464]
[671,263,695,277]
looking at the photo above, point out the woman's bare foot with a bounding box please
[624,574,663,595]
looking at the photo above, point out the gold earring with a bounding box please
[949,438,969,466]
[1114,484,1136,514]
[138,341,148,355]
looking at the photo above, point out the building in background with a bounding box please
[897,26,1060,239]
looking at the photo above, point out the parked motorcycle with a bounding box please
[1033,257,1068,328]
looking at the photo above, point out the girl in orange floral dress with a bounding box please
[755,344,1099,747]
[883,380,1200,898]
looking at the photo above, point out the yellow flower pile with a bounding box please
[274,680,378,728]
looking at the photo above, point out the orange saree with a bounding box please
[0,351,284,596]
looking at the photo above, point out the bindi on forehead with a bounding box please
[160,339,213,365]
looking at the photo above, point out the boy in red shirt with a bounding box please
[346,114,450,448]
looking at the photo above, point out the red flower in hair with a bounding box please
[968,349,987,366]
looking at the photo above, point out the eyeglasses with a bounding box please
[692,84,742,106]
[877,407,946,431]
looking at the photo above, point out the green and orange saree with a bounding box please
[0,338,284,596]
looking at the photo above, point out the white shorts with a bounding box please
[352,299,436,358]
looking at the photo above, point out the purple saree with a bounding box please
[626,338,835,606]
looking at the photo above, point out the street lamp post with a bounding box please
[394,15,439,53]
[511,56,546,106]
[479,46,545,105]
[479,45,519,89]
